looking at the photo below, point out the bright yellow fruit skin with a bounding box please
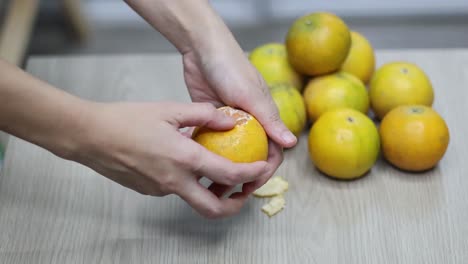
[308,108,380,180]
[270,83,307,137]
[249,43,303,91]
[303,71,369,122]
[286,12,351,76]
[192,106,268,163]
[369,62,434,120]
[340,31,375,84]
[380,105,449,172]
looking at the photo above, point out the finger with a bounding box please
[265,140,284,176]
[208,182,234,198]
[178,177,249,219]
[178,136,269,185]
[242,140,283,194]
[167,102,235,130]
[236,79,297,148]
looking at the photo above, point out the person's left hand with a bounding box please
[181,36,297,195]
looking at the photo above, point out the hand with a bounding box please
[71,101,272,218]
[125,0,298,191]
[182,43,297,192]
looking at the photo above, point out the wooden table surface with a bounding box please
[1,49,468,263]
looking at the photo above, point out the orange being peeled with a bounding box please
[303,71,369,122]
[308,108,380,180]
[249,43,303,91]
[340,31,375,84]
[285,12,351,76]
[192,106,268,163]
[379,105,449,172]
[369,62,434,119]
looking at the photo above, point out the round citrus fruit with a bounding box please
[339,31,375,84]
[303,71,369,122]
[285,12,351,76]
[249,43,303,91]
[308,108,380,180]
[192,106,268,163]
[269,83,307,137]
[369,62,434,119]
[379,105,449,172]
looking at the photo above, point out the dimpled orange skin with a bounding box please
[285,12,351,76]
[369,62,434,120]
[380,105,450,172]
[308,108,380,180]
[303,71,370,122]
[249,43,303,90]
[192,106,268,163]
[339,31,376,84]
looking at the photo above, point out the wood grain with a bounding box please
[1,50,468,263]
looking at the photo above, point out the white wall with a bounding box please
[83,0,468,27]
[269,0,468,17]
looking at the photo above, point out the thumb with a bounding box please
[166,102,235,130]
[239,90,297,148]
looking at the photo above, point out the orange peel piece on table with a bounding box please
[261,195,286,217]
[253,176,289,197]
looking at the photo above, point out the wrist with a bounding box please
[182,4,232,53]
[41,98,97,162]
[126,0,233,54]
[0,60,97,162]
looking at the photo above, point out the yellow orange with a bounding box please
[379,105,449,172]
[285,12,351,76]
[192,106,268,163]
[303,71,369,122]
[369,62,434,119]
[269,83,307,137]
[340,31,375,84]
[308,108,380,180]
[249,43,303,91]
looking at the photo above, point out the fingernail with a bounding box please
[281,131,297,144]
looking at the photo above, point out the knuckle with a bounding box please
[197,102,216,113]
[252,69,267,87]
[251,70,271,95]
[180,150,202,171]
[223,173,238,185]
[267,109,282,123]
[235,166,254,181]
[204,204,223,219]
[262,170,274,184]
[157,174,178,194]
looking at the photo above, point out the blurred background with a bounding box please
[1,0,468,67]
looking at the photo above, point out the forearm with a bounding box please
[124,0,236,54]
[0,59,91,158]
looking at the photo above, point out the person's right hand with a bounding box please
[69,101,272,218]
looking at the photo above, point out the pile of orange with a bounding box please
[247,11,450,180]
[190,12,450,183]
